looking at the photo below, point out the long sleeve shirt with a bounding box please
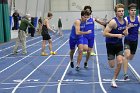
[19,18,34,31]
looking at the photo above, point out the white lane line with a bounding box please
[128,63,140,82]
[5,55,71,58]
[11,39,69,93]
[39,39,69,93]
[0,36,41,52]
[94,40,107,93]
[0,36,61,74]
[0,38,42,60]
[57,48,78,93]
[103,78,130,82]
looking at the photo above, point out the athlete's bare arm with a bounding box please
[94,18,107,26]
[103,19,124,38]
[75,20,91,35]
[44,18,55,33]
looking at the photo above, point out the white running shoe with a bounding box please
[111,80,118,88]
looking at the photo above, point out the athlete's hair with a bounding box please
[83,5,92,14]
[128,3,137,10]
[114,3,124,12]
[81,10,90,17]
[48,12,53,17]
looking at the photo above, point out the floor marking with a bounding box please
[128,63,140,82]
[58,79,84,82]
[103,79,130,82]
[5,55,71,59]
[0,36,41,52]
[57,48,78,93]
[12,38,68,93]
[94,38,107,93]
[13,79,39,83]
[0,36,61,74]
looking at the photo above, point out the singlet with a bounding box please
[70,19,85,39]
[125,16,139,41]
[41,25,48,35]
[83,17,95,38]
[106,17,126,44]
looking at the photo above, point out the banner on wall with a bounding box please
[69,0,91,11]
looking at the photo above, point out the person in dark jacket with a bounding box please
[12,10,20,30]
[57,17,63,36]
[37,17,43,35]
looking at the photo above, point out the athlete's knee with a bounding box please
[48,40,52,44]
[108,60,115,68]
[87,49,92,53]
[117,55,123,64]
[70,49,75,54]
[83,46,88,51]
[78,49,83,55]
[117,59,123,64]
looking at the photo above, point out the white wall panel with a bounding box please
[36,0,45,17]
[26,0,37,17]
[14,0,114,29]
[69,0,91,11]
[15,0,26,16]
[51,0,68,11]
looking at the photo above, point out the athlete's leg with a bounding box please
[70,49,75,62]
[123,48,130,79]
[77,44,83,66]
[84,47,92,68]
[69,38,76,68]
[41,40,48,56]
[108,60,115,68]
[48,39,52,51]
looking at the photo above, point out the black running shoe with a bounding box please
[70,62,74,68]
[84,62,88,69]
[75,66,80,71]
[124,74,129,80]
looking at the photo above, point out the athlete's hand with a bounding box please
[128,23,134,29]
[87,30,92,34]
[117,34,124,38]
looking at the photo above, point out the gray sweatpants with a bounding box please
[13,30,27,54]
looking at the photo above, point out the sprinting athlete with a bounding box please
[103,4,129,88]
[123,3,140,80]
[83,5,106,68]
[69,10,91,71]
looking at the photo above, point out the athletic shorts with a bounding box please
[83,37,94,48]
[124,39,138,54]
[42,34,51,40]
[106,43,123,60]
[69,37,83,50]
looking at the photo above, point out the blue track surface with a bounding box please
[0,30,139,93]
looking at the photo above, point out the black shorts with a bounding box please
[124,39,138,54]
[42,34,51,40]
[106,43,123,60]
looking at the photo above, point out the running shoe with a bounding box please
[83,51,87,55]
[84,62,88,69]
[13,51,18,55]
[111,79,117,88]
[41,52,48,56]
[75,66,80,71]
[70,62,74,68]
[83,51,96,56]
[124,74,129,80]
[22,51,27,55]
[90,52,96,56]
[50,51,56,55]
